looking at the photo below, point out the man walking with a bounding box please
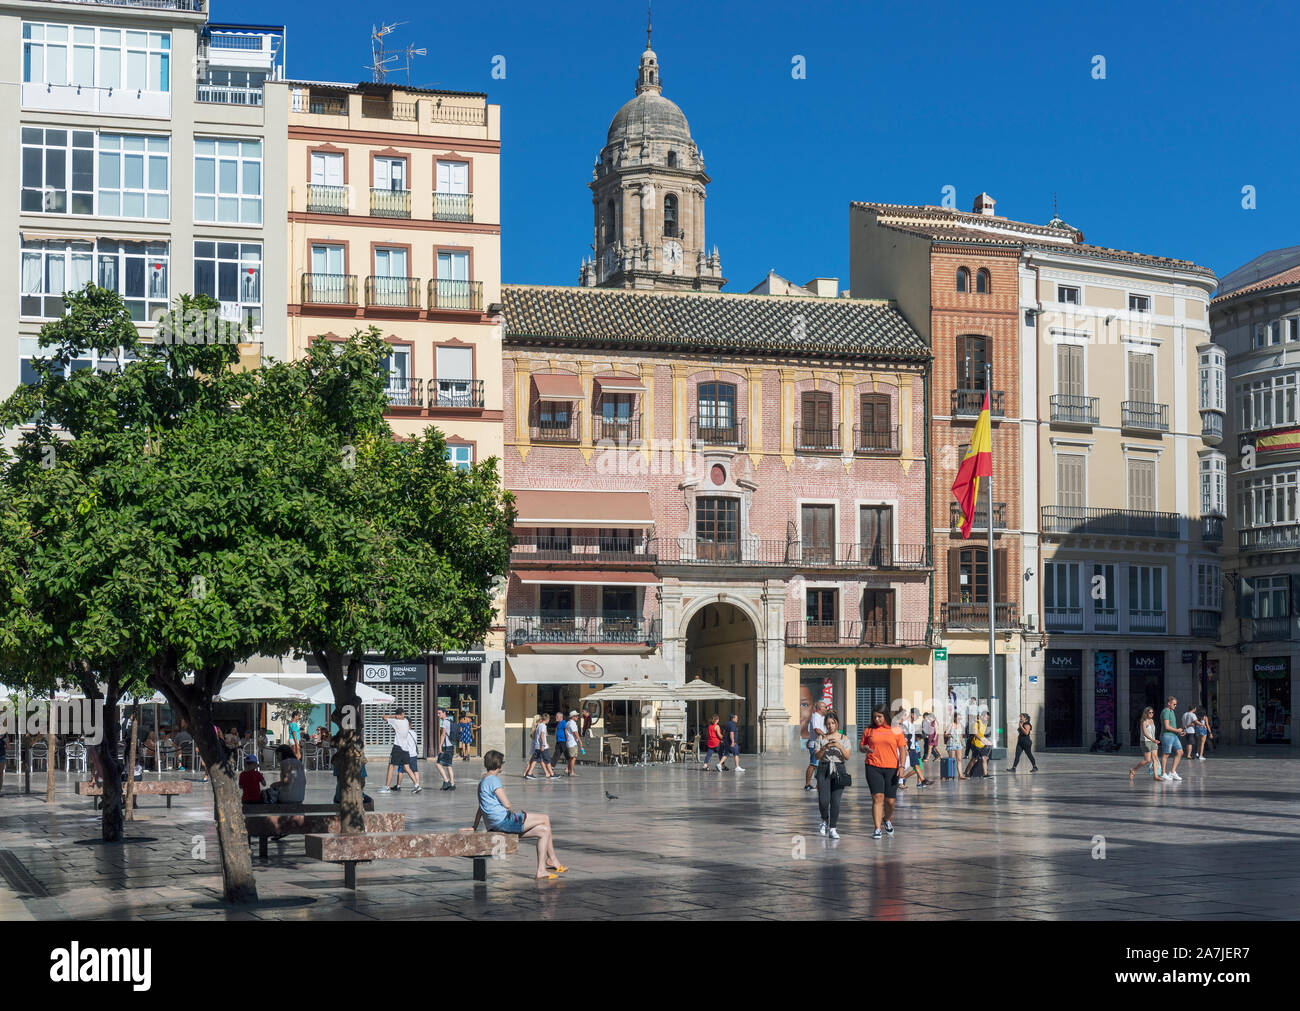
[380,707,422,794]
[1159,696,1185,781]
[804,700,827,791]
[719,713,744,772]
[563,711,582,775]
[552,710,572,776]
[434,707,456,791]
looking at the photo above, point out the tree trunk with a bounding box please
[45,726,56,803]
[98,714,125,841]
[124,706,140,821]
[321,650,366,835]
[189,700,258,903]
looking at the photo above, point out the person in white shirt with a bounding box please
[562,711,582,776]
[522,714,555,780]
[380,708,422,794]
[804,701,828,791]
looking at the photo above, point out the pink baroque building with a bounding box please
[500,284,934,756]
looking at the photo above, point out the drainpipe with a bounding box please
[1027,253,1045,733]
[923,361,933,646]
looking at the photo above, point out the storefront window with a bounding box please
[1253,657,1291,743]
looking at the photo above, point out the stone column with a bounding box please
[758,580,791,752]
[482,645,506,756]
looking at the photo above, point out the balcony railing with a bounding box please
[506,615,661,647]
[951,388,1006,417]
[1247,616,1293,642]
[1050,394,1099,425]
[690,417,746,449]
[510,533,656,565]
[941,602,1018,630]
[1128,609,1168,634]
[1122,400,1169,432]
[300,273,357,306]
[196,85,263,106]
[428,279,484,312]
[1240,524,1300,552]
[949,501,1008,530]
[1044,606,1084,632]
[593,417,642,444]
[370,188,411,219]
[383,377,423,409]
[854,425,900,454]
[793,542,930,569]
[652,538,794,565]
[1201,411,1224,442]
[1093,607,1119,633]
[65,0,205,8]
[307,184,349,214]
[1041,506,1180,539]
[1201,515,1224,544]
[1190,609,1220,638]
[430,379,485,409]
[530,413,581,443]
[794,425,841,453]
[433,192,474,222]
[365,276,421,309]
[785,621,930,647]
[361,98,418,121]
[306,94,347,116]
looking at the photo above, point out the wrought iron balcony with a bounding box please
[785,621,930,647]
[370,188,411,219]
[1128,609,1167,634]
[300,273,357,306]
[794,425,841,453]
[433,192,474,222]
[1201,411,1223,443]
[854,425,900,454]
[1201,515,1224,544]
[1050,394,1099,425]
[689,417,746,449]
[365,276,421,309]
[506,615,661,647]
[1092,607,1119,633]
[1122,400,1169,432]
[428,279,483,312]
[530,413,581,443]
[1190,609,1220,638]
[383,377,423,409]
[510,533,656,565]
[652,538,794,565]
[951,388,1005,417]
[593,416,642,444]
[306,184,348,214]
[1240,524,1300,552]
[62,0,205,8]
[941,602,1018,630]
[1044,606,1084,632]
[1041,505,1180,539]
[793,542,930,569]
[430,379,485,409]
[1247,616,1293,642]
[949,501,1008,530]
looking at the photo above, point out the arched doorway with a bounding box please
[684,602,757,752]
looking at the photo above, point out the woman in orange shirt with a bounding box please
[860,706,907,840]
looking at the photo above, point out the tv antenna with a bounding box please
[368,21,426,83]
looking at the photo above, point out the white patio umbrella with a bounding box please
[676,677,746,759]
[302,681,396,706]
[580,681,683,765]
[217,676,310,702]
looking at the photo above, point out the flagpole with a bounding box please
[985,363,996,745]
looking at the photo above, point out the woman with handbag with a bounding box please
[814,712,852,839]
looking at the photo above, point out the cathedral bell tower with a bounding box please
[579,16,724,291]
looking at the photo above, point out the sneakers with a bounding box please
[804,784,814,791]
[873,828,883,840]
[884,820,894,835]
[818,821,828,836]
[828,828,840,840]
[1170,771,1183,781]
[1160,773,1172,781]
[1197,755,1206,761]
[412,785,423,794]
[439,782,451,791]
[523,774,535,780]
[735,766,746,773]
[380,787,393,793]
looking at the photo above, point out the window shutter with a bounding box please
[994,548,1008,604]
[1057,454,1085,509]
[816,395,832,431]
[1128,459,1154,512]
[1057,345,1083,397]
[1237,577,1254,619]
[948,548,962,600]
[801,393,816,432]
[1128,353,1154,402]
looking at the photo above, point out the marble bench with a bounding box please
[75,779,193,808]
[244,811,405,859]
[304,830,519,889]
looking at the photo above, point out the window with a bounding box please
[801,504,834,562]
[602,587,638,625]
[663,193,678,237]
[859,505,893,566]
[1290,318,1300,342]
[435,346,474,407]
[1194,563,1221,611]
[1128,566,1165,616]
[536,400,571,430]
[859,393,890,449]
[956,267,969,293]
[1200,453,1226,516]
[1129,294,1150,313]
[193,241,262,330]
[20,336,136,391]
[697,382,737,432]
[948,546,1007,604]
[1056,453,1087,509]
[696,497,739,561]
[1198,349,1225,412]
[310,151,344,187]
[1126,351,1154,403]
[1239,374,1298,431]
[374,246,409,278]
[1270,320,1283,345]
[1044,562,1081,621]
[436,160,469,194]
[975,268,990,294]
[1126,457,1155,512]
[799,391,834,448]
[1252,576,1289,619]
[20,238,93,318]
[195,138,262,224]
[957,335,988,390]
[373,156,406,191]
[1056,343,1083,398]
[23,22,169,92]
[98,133,169,219]
[381,346,411,404]
[1058,285,1080,305]
[1091,563,1117,618]
[1253,322,1268,349]
[604,199,617,244]
[539,586,575,622]
[667,150,678,168]
[21,128,94,214]
[446,444,473,472]
[861,589,895,642]
[598,393,635,441]
[1237,471,1299,527]
[434,249,472,308]
[805,589,838,642]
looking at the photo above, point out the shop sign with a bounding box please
[363,662,425,684]
[575,658,605,679]
[1028,675,1039,684]
[1253,658,1289,679]
[798,656,916,666]
[441,652,486,664]
[1181,650,1196,663]
[1045,650,1082,674]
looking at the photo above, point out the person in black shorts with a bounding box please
[1007,713,1038,772]
[860,705,906,840]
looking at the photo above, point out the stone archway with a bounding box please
[683,601,758,752]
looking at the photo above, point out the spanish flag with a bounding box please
[1256,427,1300,454]
[951,392,993,540]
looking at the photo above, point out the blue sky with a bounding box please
[254,0,1300,289]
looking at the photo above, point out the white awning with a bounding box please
[507,653,673,686]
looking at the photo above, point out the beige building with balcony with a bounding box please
[284,79,505,759]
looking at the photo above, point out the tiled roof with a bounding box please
[1212,264,1300,304]
[282,80,487,99]
[853,201,1215,277]
[501,285,929,361]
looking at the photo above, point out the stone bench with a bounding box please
[304,830,519,889]
[75,779,193,808]
[242,800,374,815]
[244,811,405,860]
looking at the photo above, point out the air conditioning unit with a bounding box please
[1024,613,1038,632]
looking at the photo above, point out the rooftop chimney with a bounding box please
[972,192,996,216]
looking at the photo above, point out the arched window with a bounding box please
[667,150,678,168]
[976,269,991,294]
[956,267,970,293]
[663,193,678,237]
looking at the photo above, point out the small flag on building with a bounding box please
[951,391,993,539]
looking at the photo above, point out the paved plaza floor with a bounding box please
[0,750,1297,920]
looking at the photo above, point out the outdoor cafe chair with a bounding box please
[64,741,88,773]
[29,744,48,772]
[300,742,322,771]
